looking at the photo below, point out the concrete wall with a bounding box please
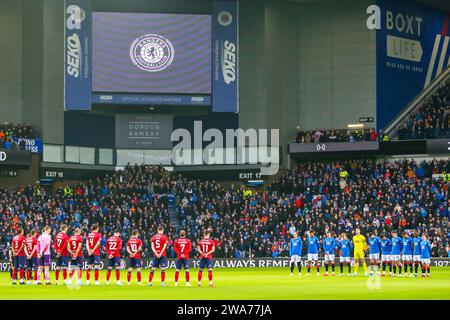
[297,0,376,130]
[42,0,65,144]
[22,0,44,134]
[0,0,23,124]
[238,0,301,167]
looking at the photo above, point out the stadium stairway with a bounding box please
[167,194,180,231]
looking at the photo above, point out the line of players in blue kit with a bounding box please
[288,229,435,277]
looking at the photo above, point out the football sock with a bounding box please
[34,271,38,281]
[55,270,60,281]
[362,262,368,272]
[331,263,335,272]
[347,262,351,273]
[106,269,112,281]
[175,271,180,282]
[115,269,120,281]
[161,271,166,282]
[137,271,141,282]
[63,269,67,280]
[185,271,190,282]
[19,269,24,280]
[297,262,301,273]
[149,270,155,282]
[86,269,91,281]
[340,263,344,273]
[325,263,329,272]
[208,270,213,281]
[26,270,31,281]
[94,269,99,281]
[409,263,413,273]
[127,271,132,282]
[198,271,203,281]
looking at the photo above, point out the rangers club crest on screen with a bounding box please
[129,34,175,72]
[218,11,233,26]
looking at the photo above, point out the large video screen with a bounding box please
[92,12,211,94]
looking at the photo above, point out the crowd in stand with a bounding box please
[0,159,449,260]
[396,81,450,140]
[294,128,378,143]
[0,122,36,150]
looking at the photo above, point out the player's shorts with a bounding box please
[107,257,121,268]
[369,253,380,260]
[26,257,39,270]
[39,254,51,267]
[290,255,301,263]
[151,256,168,269]
[86,255,101,266]
[70,257,83,268]
[307,253,318,261]
[381,254,391,262]
[339,256,351,263]
[401,255,412,261]
[108,257,120,268]
[199,258,213,269]
[420,258,430,265]
[391,254,401,262]
[413,255,421,262]
[323,253,335,262]
[175,258,190,270]
[129,258,142,268]
[13,256,26,269]
[354,250,365,260]
[55,255,69,268]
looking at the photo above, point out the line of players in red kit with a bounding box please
[10,224,216,287]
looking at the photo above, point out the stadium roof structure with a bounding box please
[285,0,450,13]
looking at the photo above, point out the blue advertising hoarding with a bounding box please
[13,138,43,154]
[376,0,450,129]
[212,0,239,113]
[64,0,92,110]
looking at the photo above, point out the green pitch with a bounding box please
[1,267,450,300]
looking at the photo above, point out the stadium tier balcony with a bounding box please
[396,81,450,140]
[0,122,38,151]
[384,67,450,142]
[294,128,378,143]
